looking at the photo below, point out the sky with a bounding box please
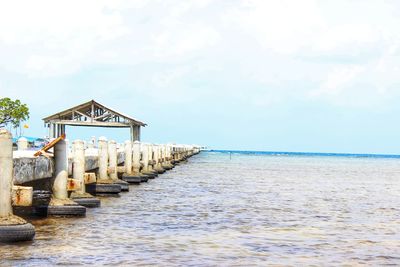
[1,0,400,154]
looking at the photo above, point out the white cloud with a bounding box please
[222,0,324,54]
[1,0,400,109]
[311,65,366,97]
[151,23,220,59]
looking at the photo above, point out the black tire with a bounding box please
[156,168,166,174]
[95,193,121,198]
[114,180,129,192]
[122,175,142,184]
[87,183,122,194]
[162,165,173,170]
[72,197,101,208]
[47,205,86,217]
[32,190,52,207]
[0,223,35,243]
[141,175,149,182]
[119,183,129,192]
[142,172,157,179]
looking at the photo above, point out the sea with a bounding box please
[1,151,400,266]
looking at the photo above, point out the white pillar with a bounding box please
[98,136,109,181]
[124,140,132,175]
[91,136,96,146]
[166,145,172,163]
[72,140,85,194]
[108,140,118,180]
[0,129,13,217]
[132,141,141,175]
[160,145,165,164]
[53,139,68,200]
[17,137,28,151]
[148,144,155,172]
[141,143,149,172]
[155,145,164,170]
[153,145,159,168]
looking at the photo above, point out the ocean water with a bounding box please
[1,151,400,266]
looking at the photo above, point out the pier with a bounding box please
[0,100,201,243]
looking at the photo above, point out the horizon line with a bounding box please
[206,149,400,158]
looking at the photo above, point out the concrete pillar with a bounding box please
[166,145,171,163]
[148,144,155,172]
[154,145,164,172]
[132,125,140,141]
[53,139,68,200]
[108,140,118,180]
[132,141,141,175]
[124,140,132,175]
[17,137,28,151]
[160,145,165,164]
[153,145,159,167]
[141,143,149,172]
[72,140,85,194]
[0,129,13,217]
[98,136,109,181]
[91,136,96,146]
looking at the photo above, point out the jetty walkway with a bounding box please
[0,130,200,242]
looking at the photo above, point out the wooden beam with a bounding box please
[94,111,112,120]
[51,120,131,127]
[91,102,94,122]
[74,110,91,120]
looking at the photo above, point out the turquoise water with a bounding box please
[1,151,400,265]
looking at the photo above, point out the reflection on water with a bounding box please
[1,152,400,265]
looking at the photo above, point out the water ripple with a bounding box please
[1,153,400,265]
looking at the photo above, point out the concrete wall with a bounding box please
[13,151,126,185]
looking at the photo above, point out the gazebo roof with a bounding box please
[43,100,147,128]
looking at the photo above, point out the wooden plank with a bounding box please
[51,120,130,127]
[34,133,66,157]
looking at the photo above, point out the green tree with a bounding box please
[0,97,30,129]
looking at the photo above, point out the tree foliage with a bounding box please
[0,98,30,128]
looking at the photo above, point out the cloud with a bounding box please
[1,0,400,110]
[311,65,366,97]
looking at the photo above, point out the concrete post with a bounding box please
[108,140,118,181]
[98,136,109,181]
[160,145,164,164]
[166,145,171,163]
[154,145,164,172]
[153,145,159,167]
[141,143,149,172]
[0,129,36,242]
[72,140,85,194]
[17,137,28,151]
[53,139,68,200]
[0,129,13,217]
[124,140,132,175]
[132,141,141,175]
[148,144,155,172]
[91,136,96,146]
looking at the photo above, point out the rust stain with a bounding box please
[16,191,21,205]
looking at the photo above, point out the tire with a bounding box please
[155,168,166,174]
[32,190,52,207]
[162,165,173,170]
[141,172,157,179]
[0,223,35,243]
[47,205,86,217]
[114,180,129,192]
[122,175,142,184]
[141,175,149,182]
[87,183,121,194]
[72,197,101,208]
